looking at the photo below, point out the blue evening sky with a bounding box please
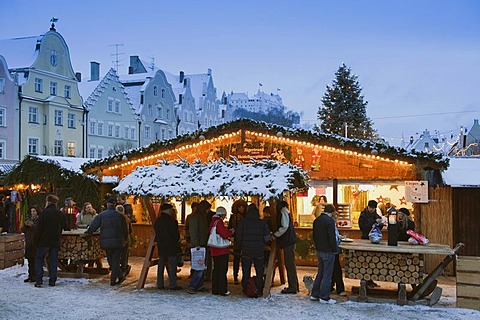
[1,0,479,146]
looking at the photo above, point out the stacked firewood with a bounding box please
[344,250,424,285]
[59,235,104,261]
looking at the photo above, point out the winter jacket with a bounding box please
[313,213,338,253]
[154,212,180,257]
[188,210,209,248]
[34,204,66,248]
[86,207,128,249]
[22,215,38,258]
[398,219,416,241]
[76,210,97,228]
[274,207,296,249]
[236,208,271,258]
[359,208,381,239]
[208,216,234,257]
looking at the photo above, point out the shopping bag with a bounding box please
[190,247,206,270]
[207,221,231,248]
[369,223,382,244]
[406,230,429,245]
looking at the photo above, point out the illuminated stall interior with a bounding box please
[83,119,446,253]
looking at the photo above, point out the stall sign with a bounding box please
[405,181,429,203]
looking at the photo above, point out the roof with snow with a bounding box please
[113,158,309,199]
[0,35,43,69]
[79,68,134,112]
[82,119,448,173]
[442,157,480,187]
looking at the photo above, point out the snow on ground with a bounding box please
[1,260,479,320]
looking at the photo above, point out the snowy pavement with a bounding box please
[1,258,479,320]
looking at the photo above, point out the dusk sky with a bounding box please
[1,0,479,147]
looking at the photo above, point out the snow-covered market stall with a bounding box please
[82,119,451,273]
[112,158,309,292]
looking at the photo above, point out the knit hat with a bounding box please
[398,207,410,216]
[106,197,117,204]
[324,204,336,213]
[160,203,174,211]
[215,206,227,216]
[46,194,59,204]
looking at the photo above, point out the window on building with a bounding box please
[28,138,39,155]
[115,125,120,138]
[54,110,63,126]
[144,126,151,140]
[161,129,166,140]
[89,120,96,135]
[0,140,5,159]
[54,140,63,156]
[124,127,129,139]
[148,105,153,116]
[0,108,5,127]
[157,107,162,118]
[153,86,158,96]
[97,122,104,135]
[89,147,96,159]
[161,88,165,99]
[166,109,170,120]
[108,98,113,112]
[0,78,5,93]
[28,106,39,123]
[115,100,120,113]
[108,149,114,156]
[108,124,113,137]
[67,142,75,156]
[97,148,103,158]
[35,78,43,93]
[64,85,71,99]
[168,130,173,139]
[184,111,187,122]
[67,113,75,128]
[130,128,136,140]
[50,82,57,95]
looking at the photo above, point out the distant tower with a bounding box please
[50,17,58,31]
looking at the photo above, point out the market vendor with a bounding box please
[76,202,98,228]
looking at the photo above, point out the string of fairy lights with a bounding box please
[106,129,412,172]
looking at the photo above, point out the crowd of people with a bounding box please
[18,193,416,302]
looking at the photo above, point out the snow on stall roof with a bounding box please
[114,158,308,199]
[443,157,480,187]
[36,156,94,174]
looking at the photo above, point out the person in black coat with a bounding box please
[21,205,41,282]
[397,208,415,241]
[236,204,271,296]
[86,197,128,286]
[358,199,382,288]
[154,203,181,290]
[33,194,66,287]
[311,204,339,303]
[358,200,382,240]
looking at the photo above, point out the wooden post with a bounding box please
[135,197,159,289]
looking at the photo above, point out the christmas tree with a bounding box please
[316,64,377,140]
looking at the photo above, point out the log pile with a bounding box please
[0,234,24,269]
[59,234,104,262]
[344,250,424,285]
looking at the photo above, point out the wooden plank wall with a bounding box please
[457,256,480,310]
[452,188,480,257]
[416,187,454,275]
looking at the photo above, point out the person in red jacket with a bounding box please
[209,206,234,296]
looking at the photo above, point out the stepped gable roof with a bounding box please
[82,119,448,172]
[406,129,440,153]
[0,35,43,69]
[79,68,134,113]
[164,71,186,99]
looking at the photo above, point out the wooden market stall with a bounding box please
[82,119,448,271]
[111,158,309,295]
